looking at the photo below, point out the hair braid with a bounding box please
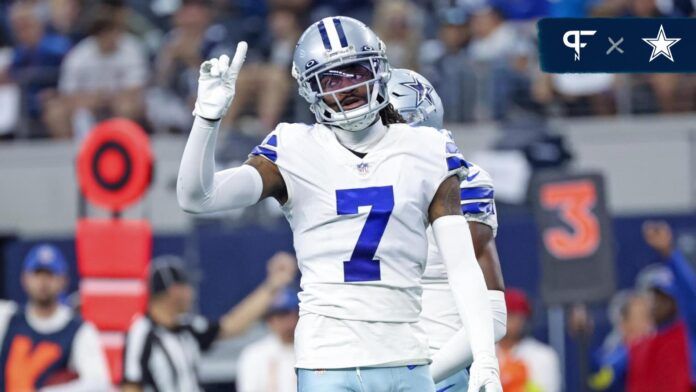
[379,103,407,125]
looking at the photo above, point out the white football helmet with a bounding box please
[292,16,391,132]
[387,68,444,129]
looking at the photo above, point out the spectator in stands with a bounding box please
[588,290,654,391]
[497,288,561,392]
[59,13,148,139]
[226,5,301,133]
[236,287,299,392]
[311,0,373,24]
[122,252,298,392]
[467,4,540,120]
[6,2,71,138]
[150,0,232,134]
[467,5,517,65]
[0,244,110,391]
[46,0,82,43]
[532,72,616,117]
[419,7,477,123]
[621,221,696,392]
[372,0,423,70]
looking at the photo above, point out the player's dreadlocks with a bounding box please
[379,103,406,125]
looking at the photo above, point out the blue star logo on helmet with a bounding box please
[400,77,434,107]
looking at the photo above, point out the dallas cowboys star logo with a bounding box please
[400,78,434,107]
[642,25,681,62]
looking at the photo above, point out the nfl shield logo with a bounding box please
[356,162,369,175]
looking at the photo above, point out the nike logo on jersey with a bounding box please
[437,384,456,392]
[466,172,480,182]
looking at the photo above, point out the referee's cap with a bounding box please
[149,256,191,295]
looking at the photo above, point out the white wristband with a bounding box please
[430,290,507,383]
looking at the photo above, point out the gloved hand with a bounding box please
[193,41,247,121]
[468,353,503,392]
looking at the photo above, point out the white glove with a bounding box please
[193,41,247,120]
[468,353,503,392]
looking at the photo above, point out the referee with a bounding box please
[121,252,297,392]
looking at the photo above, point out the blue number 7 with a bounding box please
[336,186,395,282]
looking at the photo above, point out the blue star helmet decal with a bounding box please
[400,77,435,108]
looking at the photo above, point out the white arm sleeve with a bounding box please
[431,216,497,365]
[430,290,507,382]
[41,323,110,392]
[177,116,263,213]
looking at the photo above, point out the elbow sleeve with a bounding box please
[178,164,263,213]
[177,115,263,213]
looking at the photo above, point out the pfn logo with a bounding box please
[563,30,596,61]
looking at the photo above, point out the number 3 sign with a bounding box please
[541,180,600,259]
[532,172,616,305]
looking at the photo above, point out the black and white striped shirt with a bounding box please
[122,314,220,392]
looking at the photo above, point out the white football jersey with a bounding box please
[420,162,498,351]
[251,122,467,367]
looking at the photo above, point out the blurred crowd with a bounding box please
[1,0,696,142]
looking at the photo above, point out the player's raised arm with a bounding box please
[177,42,286,213]
[429,175,502,392]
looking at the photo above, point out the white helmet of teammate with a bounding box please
[387,68,444,129]
[292,16,391,132]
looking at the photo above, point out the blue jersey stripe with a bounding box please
[250,145,277,162]
[333,18,349,48]
[447,156,466,171]
[266,134,278,147]
[317,21,332,50]
[461,201,493,215]
[460,187,494,201]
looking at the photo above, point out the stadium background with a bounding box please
[1,0,695,391]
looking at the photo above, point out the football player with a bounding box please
[177,17,501,391]
[388,68,507,392]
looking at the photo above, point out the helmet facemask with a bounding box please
[397,107,429,127]
[297,55,391,132]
